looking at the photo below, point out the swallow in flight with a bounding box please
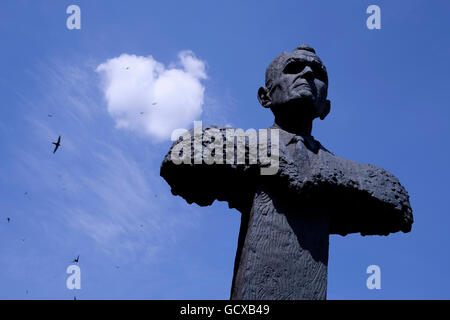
[52,136,61,153]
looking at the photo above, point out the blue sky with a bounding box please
[0,0,449,299]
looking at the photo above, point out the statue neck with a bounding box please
[273,115,313,137]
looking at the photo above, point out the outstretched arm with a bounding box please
[160,126,264,213]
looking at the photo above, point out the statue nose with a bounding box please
[301,66,314,79]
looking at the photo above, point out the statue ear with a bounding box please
[258,86,272,108]
[319,100,331,120]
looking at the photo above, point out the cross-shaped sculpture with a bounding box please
[160,45,413,300]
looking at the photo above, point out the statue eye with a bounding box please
[283,61,305,74]
[313,66,326,81]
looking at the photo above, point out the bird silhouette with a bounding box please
[72,255,80,263]
[7,217,10,223]
[52,136,61,153]
[152,102,157,105]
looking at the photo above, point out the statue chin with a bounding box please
[271,97,316,118]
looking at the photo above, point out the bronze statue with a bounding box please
[160,45,413,300]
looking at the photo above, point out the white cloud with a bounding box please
[14,59,202,260]
[96,51,207,141]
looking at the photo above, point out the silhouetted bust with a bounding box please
[160,45,413,300]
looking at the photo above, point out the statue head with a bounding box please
[258,45,331,129]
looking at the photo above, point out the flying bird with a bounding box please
[126,67,130,70]
[72,255,80,263]
[7,217,10,223]
[48,114,53,117]
[152,102,157,105]
[52,136,61,153]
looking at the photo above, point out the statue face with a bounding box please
[259,49,330,120]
